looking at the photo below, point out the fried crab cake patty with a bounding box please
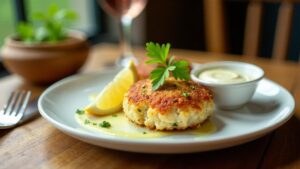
[123,78,214,130]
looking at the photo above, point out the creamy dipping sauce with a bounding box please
[75,112,216,138]
[198,68,251,84]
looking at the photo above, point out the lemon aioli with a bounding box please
[198,68,251,84]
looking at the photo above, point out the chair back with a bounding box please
[203,0,296,61]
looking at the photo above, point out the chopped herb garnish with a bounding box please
[145,42,190,90]
[92,122,97,126]
[143,132,147,134]
[182,92,190,98]
[84,119,90,125]
[99,121,111,128]
[137,108,142,112]
[172,122,178,127]
[112,114,118,117]
[190,86,196,90]
[141,86,147,95]
[76,109,85,115]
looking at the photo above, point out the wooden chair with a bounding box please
[203,0,297,61]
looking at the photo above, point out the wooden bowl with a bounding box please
[1,32,89,85]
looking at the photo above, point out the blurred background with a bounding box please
[1,0,300,77]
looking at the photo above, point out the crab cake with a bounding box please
[123,78,214,130]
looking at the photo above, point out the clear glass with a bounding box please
[98,0,148,67]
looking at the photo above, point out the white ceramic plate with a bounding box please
[38,67,295,154]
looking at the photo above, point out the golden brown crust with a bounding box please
[126,78,213,114]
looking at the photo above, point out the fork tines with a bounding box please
[2,91,31,116]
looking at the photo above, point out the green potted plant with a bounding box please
[1,5,89,84]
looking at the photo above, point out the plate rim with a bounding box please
[38,69,295,147]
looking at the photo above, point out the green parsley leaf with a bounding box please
[76,109,85,115]
[172,61,190,80]
[161,43,171,62]
[150,67,169,90]
[182,92,190,98]
[146,42,170,63]
[145,58,163,64]
[84,119,90,125]
[168,56,175,65]
[99,121,111,128]
[145,42,191,90]
[168,65,176,71]
[141,85,147,95]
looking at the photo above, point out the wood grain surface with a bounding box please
[0,44,299,169]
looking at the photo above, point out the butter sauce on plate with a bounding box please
[75,112,216,138]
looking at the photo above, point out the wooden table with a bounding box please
[1,44,300,169]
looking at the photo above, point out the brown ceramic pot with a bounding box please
[1,32,89,85]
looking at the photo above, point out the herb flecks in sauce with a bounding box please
[76,109,85,115]
[99,121,111,128]
[75,113,216,138]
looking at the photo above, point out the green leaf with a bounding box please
[145,42,191,91]
[172,61,190,80]
[17,22,34,41]
[182,92,190,98]
[146,42,162,59]
[145,58,163,64]
[161,43,170,62]
[47,4,59,17]
[168,56,175,66]
[145,42,170,64]
[99,121,111,128]
[54,9,78,22]
[16,5,77,44]
[76,109,85,115]
[168,65,176,71]
[35,26,50,42]
[32,12,46,21]
[150,67,169,90]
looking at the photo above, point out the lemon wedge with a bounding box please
[85,61,138,115]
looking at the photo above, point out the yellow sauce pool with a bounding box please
[75,112,217,138]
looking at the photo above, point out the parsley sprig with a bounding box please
[99,121,111,128]
[145,42,190,90]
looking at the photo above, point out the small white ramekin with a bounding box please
[191,61,264,110]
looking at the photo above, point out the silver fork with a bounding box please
[0,91,31,129]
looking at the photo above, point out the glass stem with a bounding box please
[119,17,134,60]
